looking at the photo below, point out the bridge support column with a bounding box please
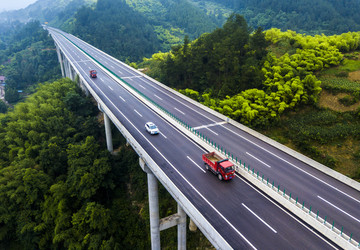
[55,45,65,77]
[103,112,113,152]
[80,79,89,97]
[67,59,74,80]
[140,158,161,250]
[177,204,186,250]
[64,58,70,78]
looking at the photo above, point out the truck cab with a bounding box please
[202,152,235,181]
[90,70,97,78]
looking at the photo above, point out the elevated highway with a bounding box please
[47,26,360,249]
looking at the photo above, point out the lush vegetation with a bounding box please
[68,0,223,60]
[0,78,211,248]
[0,20,60,104]
[71,0,162,62]
[142,15,360,127]
[196,0,360,35]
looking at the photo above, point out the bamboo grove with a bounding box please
[144,15,360,127]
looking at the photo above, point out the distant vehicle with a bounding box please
[202,152,235,181]
[90,70,97,78]
[145,122,159,135]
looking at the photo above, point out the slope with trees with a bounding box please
[192,0,360,35]
[0,78,212,248]
[0,20,61,104]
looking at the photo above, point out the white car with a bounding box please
[145,122,159,135]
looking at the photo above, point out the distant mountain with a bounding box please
[189,0,360,34]
[0,0,96,24]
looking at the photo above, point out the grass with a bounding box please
[339,59,360,72]
[320,76,360,93]
[259,105,360,179]
[318,90,360,112]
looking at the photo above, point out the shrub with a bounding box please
[339,95,357,106]
[335,71,349,77]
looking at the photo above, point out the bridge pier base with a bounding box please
[140,158,187,250]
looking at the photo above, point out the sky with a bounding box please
[0,0,37,12]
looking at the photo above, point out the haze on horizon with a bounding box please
[0,0,37,12]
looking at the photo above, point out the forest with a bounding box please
[0,20,61,104]
[141,15,360,178]
[1,0,360,248]
[0,78,210,249]
[197,0,360,35]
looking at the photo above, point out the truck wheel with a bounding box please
[218,174,223,181]
[205,164,209,170]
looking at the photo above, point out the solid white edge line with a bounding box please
[57,34,256,249]
[187,156,206,173]
[246,152,271,168]
[318,196,360,224]
[224,124,360,204]
[242,203,277,233]
[125,58,360,205]
[52,29,338,249]
[235,175,337,249]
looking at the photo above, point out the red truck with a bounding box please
[202,152,235,181]
[90,70,97,78]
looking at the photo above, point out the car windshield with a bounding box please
[149,125,157,129]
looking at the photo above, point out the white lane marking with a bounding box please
[160,133,167,139]
[174,107,185,115]
[100,78,104,82]
[108,86,113,91]
[235,175,336,248]
[56,43,252,249]
[236,136,360,204]
[58,32,335,247]
[133,73,360,206]
[246,152,271,168]
[154,94,163,100]
[210,119,360,204]
[205,127,218,136]
[242,203,277,233]
[318,196,360,224]
[122,75,142,79]
[119,96,126,102]
[84,62,87,65]
[111,65,115,69]
[139,84,146,89]
[134,109,142,117]
[193,121,227,130]
[187,156,206,173]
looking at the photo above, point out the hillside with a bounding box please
[140,17,360,180]
[0,0,96,24]
[0,21,61,104]
[191,0,360,35]
[3,0,360,63]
